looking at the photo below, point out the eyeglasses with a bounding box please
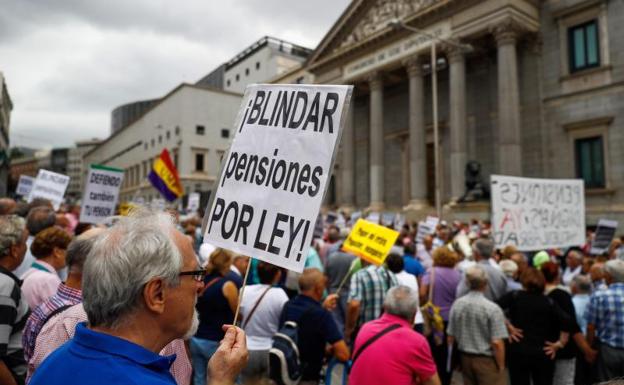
[179,269,207,282]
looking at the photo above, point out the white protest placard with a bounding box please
[590,219,618,255]
[79,165,124,224]
[28,169,70,210]
[202,84,353,272]
[491,175,585,251]
[187,192,200,213]
[16,175,35,197]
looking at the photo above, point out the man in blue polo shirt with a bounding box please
[29,208,248,385]
[280,268,350,385]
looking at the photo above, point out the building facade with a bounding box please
[0,72,13,196]
[110,99,161,134]
[304,0,624,224]
[84,84,241,203]
[66,139,102,200]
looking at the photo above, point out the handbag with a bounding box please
[420,267,445,346]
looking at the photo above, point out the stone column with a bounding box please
[341,97,355,210]
[448,47,467,202]
[368,72,384,210]
[494,22,522,175]
[404,57,428,209]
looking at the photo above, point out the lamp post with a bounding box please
[388,20,472,219]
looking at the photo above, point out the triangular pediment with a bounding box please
[309,0,443,69]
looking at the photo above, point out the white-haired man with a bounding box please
[29,208,248,385]
[448,266,508,385]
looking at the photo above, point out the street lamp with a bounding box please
[388,19,472,219]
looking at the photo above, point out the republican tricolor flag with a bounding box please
[148,149,184,202]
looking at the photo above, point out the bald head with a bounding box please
[0,198,16,215]
[298,268,325,299]
[590,263,605,283]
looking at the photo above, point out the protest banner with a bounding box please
[416,216,439,244]
[342,219,400,265]
[28,169,70,210]
[382,212,395,227]
[16,175,35,197]
[202,84,353,273]
[79,165,124,224]
[590,219,618,255]
[491,175,585,251]
[187,192,200,213]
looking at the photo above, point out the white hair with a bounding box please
[466,265,488,290]
[499,260,518,278]
[82,208,183,328]
[605,259,624,283]
[0,215,25,257]
[383,286,419,321]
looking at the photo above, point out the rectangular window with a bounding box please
[173,151,178,168]
[196,125,205,135]
[575,136,605,188]
[221,129,229,138]
[569,20,600,73]
[256,62,260,70]
[195,153,205,172]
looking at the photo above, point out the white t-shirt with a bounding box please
[395,271,424,325]
[240,284,288,350]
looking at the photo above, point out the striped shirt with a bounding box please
[22,283,82,363]
[348,265,398,328]
[0,265,30,380]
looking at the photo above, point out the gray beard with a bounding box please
[183,309,199,340]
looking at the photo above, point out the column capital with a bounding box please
[445,45,465,64]
[403,56,424,77]
[366,71,384,91]
[491,18,524,47]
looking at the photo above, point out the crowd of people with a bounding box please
[0,196,623,385]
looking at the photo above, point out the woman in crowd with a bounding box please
[541,262,596,385]
[21,226,71,309]
[191,248,240,385]
[239,261,289,383]
[419,247,461,385]
[497,268,570,385]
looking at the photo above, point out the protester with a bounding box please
[563,250,584,287]
[589,262,608,291]
[0,215,30,385]
[456,238,507,301]
[419,247,461,385]
[345,259,398,343]
[192,248,241,385]
[386,253,424,330]
[416,234,434,269]
[279,268,349,385]
[349,286,440,385]
[510,252,529,277]
[239,261,288,383]
[13,206,56,277]
[319,225,340,264]
[325,246,356,330]
[585,259,624,381]
[499,259,522,292]
[22,228,102,368]
[21,227,71,310]
[447,266,508,385]
[496,268,570,385]
[571,274,592,334]
[403,242,425,277]
[28,208,248,385]
[230,254,249,277]
[0,198,16,215]
[532,250,550,269]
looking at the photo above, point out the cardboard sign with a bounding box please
[80,165,124,224]
[187,192,200,212]
[491,175,585,251]
[416,216,439,244]
[28,169,70,210]
[202,84,353,272]
[342,219,400,265]
[590,219,618,255]
[16,175,35,197]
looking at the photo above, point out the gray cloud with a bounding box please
[2,0,350,148]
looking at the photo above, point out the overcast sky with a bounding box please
[1,0,350,149]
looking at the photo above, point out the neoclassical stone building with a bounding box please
[303,0,624,224]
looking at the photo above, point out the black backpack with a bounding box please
[268,307,314,385]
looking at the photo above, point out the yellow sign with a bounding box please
[342,219,400,265]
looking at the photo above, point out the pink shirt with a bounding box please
[28,303,192,385]
[349,313,437,385]
[21,261,61,310]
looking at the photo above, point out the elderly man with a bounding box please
[447,266,508,385]
[499,259,522,292]
[0,198,16,215]
[562,250,583,286]
[280,268,349,385]
[349,286,440,385]
[13,206,56,277]
[585,259,624,381]
[29,208,248,385]
[0,215,30,385]
[22,228,103,372]
[456,238,507,301]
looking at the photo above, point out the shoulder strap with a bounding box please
[199,276,223,296]
[41,304,72,328]
[352,324,402,364]
[243,286,272,329]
